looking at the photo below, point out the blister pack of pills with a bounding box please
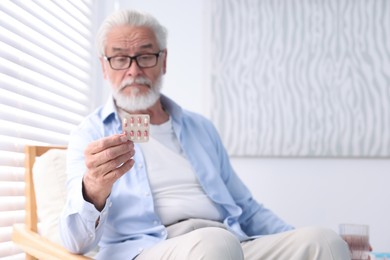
[122,114,150,142]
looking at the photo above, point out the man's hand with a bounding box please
[82,134,135,211]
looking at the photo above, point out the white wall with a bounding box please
[96,0,390,253]
[232,157,390,252]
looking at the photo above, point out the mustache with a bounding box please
[119,77,152,89]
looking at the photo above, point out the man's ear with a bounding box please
[162,49,167,74]
[99,57,108,80]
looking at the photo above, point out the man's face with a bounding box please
[101,25,167,111]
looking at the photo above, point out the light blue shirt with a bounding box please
[59,95,294,260]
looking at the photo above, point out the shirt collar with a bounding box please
[101,95,119,124]
[159,95,184,140]
[160,95,182,122]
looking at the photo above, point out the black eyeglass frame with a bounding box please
[104,50,164,70]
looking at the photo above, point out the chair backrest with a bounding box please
[24,145,67,233]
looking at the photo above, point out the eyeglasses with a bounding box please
[104,51,164,70]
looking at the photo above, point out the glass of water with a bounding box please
[339,224,370,260]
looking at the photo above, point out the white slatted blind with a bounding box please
[0,0,95,258]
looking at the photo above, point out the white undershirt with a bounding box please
[138,118,223,226]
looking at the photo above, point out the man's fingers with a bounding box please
[99,151,135,176]
[86,140,134,169]
[81,134,135,210]
[103,158,135,181]
[87,134,128,154]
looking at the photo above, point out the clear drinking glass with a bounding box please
[339,224,370,260]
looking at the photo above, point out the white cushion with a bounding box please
[33,149,67,245]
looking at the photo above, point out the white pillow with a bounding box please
[33,149,67,245]
[33,149,99,258]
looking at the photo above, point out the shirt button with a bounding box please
[138,248,143,253]
[145,192,150,196]
[153,220,158,225]
[138,164,143,169]
[89,233,93,238]
[109,202,112,207]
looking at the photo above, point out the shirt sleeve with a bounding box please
[59,120,109,254]
[59,191,110,254]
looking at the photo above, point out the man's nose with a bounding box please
[126,59,142,76]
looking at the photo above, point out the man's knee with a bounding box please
[292,227,350,257]
[294,227,344,245]
[190,227,244,260]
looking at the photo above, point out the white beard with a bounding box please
[112,74,163,112]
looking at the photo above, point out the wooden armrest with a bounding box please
[12,224,92,260]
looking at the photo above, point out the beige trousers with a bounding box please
[135,219,350,260]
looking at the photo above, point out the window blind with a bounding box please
[0,0,96,258]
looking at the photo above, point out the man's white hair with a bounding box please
[96,9,168,57]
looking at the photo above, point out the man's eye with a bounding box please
[138,55,153,61]
[115,57,128,63]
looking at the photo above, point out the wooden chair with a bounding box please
[12,145,91,260]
